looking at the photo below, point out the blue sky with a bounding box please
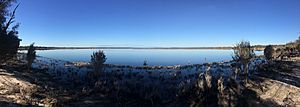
[16,0,300,47]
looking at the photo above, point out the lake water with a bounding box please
[34,49,263,66]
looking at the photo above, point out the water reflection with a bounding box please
[34,49,263,66]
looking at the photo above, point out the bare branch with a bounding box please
[3,3,18,32]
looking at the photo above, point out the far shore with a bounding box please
[18,46,269,51]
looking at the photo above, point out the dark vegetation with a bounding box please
[143,60,148,66]
[264,45,274,62]
[87,50,107,81]
[91,50,106,73]
[0,0,21,64]
[26,43,36,69]
[232,41,255,83]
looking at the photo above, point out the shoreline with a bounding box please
[18,46,267,51]
[29,54,264,83]
[1,54,300,106]
[17,51,263,68]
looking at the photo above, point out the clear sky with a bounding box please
[16,0,300,47]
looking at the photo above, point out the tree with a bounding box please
[232,41,255,83]
[26,43,36,69]
[264,45,274,62]
[0,0,21,64]
[90,50,107,80]
[91,50,106,72]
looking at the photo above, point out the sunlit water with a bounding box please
[30,49,263,66]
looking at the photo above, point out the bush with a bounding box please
[143,60,148,66]
[297,43,300,52]
[0,1,21,64]
[264,45,274,61]
[26,43,36,69]
[232,41,255,82]
[0,35,20,63]
[91,50,106,72]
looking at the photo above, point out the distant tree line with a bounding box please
[18,46,280,51]
[19,46,57,50]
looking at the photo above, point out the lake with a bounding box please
[33,49,263,66]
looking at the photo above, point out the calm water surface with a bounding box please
[35,49,263,66]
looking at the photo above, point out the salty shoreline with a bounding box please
[30,54,262,79]
[1,54,300,106]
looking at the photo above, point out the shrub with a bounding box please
[232,40,255,82]
[0,34,20,63]
[26,43,36,69]
[143,60,148,66]
[264,45,275,61]
[91,50,106,72]
[297,44,300,52]
[0,1,21,64]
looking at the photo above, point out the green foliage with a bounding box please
[91,50,106,72]
[264,45,275,61]
[26,43,36,68]
[233,41,255,65]
[232,41,255,82]
[0,0,21,64]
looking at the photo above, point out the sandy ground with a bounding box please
[0,69,45,106]
[0,67,64,106]
[249,60,300,106]
[248,76,300,106]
